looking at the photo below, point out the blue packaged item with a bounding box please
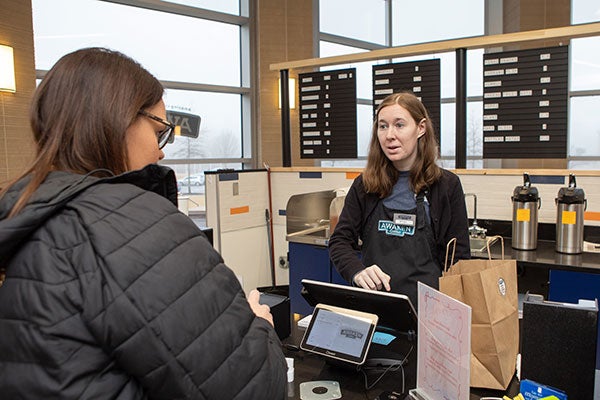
[519,379,567,400]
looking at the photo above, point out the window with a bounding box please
[318,1,600,170]
[163,90,243,159]
[569,96,600,158]
[317,0,484,167]
[391,0,484,46]
[32,0,242,86]
[32,0,252,202]
[569,0,600,166]
[165,0,240,15]
[320,0,387,45]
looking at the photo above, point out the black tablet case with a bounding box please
[521,298,598,400]
[259,292,291,340]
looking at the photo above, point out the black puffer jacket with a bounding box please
[0,164,286,399]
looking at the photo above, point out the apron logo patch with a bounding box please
[378,220,415,237]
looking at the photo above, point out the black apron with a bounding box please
[362,192,440,307]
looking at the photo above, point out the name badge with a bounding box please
[394,213,416,227]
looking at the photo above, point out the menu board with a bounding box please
[483,46,568,159]
[372,59,441,143]
[298,68,357,159]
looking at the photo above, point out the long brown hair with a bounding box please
[363,92,442,197]
[1,47,164,217]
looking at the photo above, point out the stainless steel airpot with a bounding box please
[511,173,540,250]
[555,174,587,254]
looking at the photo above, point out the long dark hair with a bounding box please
[363,92,442,197]
[1,47,164,217]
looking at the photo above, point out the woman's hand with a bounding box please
[353,265,391,291]
[247,289,275,327]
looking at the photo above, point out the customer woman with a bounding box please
[0,47,286,399]
[328,92,470,306]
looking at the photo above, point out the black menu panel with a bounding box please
[372,59,441,143]
[483,46,568,159]
[298,68,357,159]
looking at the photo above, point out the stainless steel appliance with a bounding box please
[511,173,540,250]
[285,190,338,246]
[555,174,586,254]
[285,190,347,316]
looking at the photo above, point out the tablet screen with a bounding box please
[300,304,378,365]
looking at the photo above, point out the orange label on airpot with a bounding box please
[516,208,530,222]
[561,210,577,225]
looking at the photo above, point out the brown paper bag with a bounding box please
[439,237,519,390]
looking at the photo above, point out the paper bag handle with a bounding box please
[444,238,457,272]
[485,235,505,260]
[445,235,506,270]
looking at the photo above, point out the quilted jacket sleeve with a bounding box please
[76,184,286,399]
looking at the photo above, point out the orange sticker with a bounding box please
[561,210,576,225]
[346,172,360,180]
[516,208,530,222]
[230,205,249,215]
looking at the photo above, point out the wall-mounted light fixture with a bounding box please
[278,77,296,109]
[0,44,16,93]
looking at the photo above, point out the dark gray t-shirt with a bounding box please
[383,171,430,221]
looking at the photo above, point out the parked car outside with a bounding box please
[178,174,205,187]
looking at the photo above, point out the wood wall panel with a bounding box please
[256,0,314,168]
[502,0,570,50]
[0,0,36,184]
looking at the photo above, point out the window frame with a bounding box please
[316,0,600,169]
[34,0,256,172]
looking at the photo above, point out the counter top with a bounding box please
[283,318,520,400]
[289,235,600,271]
[471,237,600,272]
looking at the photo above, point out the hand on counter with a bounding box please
[248,289,274,327]
[353,264,391,291]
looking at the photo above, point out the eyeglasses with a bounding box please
[138,110,176,149]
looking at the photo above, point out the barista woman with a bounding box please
[328,92,470,306]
